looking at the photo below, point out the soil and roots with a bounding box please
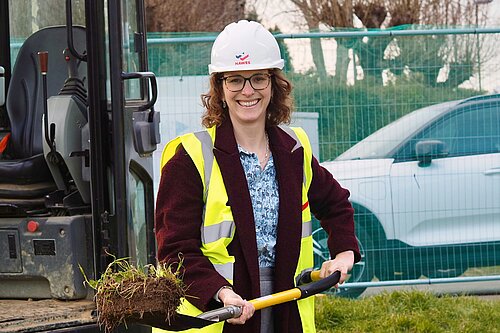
[82,257,185,332]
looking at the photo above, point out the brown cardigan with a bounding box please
[155,119,360,333]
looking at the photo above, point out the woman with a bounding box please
[155,20,360,333]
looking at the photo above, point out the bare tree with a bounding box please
[291,0,354,82]
[318,0,354,27]
[289,0,490,86]
[392,1,491,87]
[354,0,387,28]
[385,0,420,26]
[420,0,467,26]
[145,0,246,32]
[145,0,248,76]
[290,0,327,77]
[319,0,353,83]
[352,0,389,83]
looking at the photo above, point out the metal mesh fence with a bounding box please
[149,27,500,297]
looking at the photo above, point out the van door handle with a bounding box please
[483,167,500,176]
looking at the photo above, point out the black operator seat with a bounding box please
[0,26,87,211]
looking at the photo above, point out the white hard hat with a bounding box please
[208,20,285,74]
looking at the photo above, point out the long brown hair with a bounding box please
[201,69,293,128]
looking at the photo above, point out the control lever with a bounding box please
[38,51,55,153]
[59,48,87,107]
[38,51,67,191]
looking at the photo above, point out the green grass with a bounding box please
[315,291,500,332]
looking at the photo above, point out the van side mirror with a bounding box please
[0,66,5,106]
[416,140,448,167]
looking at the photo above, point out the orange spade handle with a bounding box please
[250,288,302,310]
[310,270,322,281]
[250,270,339,310]
[196,271,340,323]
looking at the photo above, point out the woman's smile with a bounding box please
[238,99,260,107]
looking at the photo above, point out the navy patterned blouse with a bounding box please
[238,146,279,268]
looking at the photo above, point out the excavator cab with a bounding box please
[0,0,160,323]
[0,26,87,216]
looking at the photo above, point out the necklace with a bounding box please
[261,132,270,167]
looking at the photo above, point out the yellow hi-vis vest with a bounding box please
[154,126,315,333]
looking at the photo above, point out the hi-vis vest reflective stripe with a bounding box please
[154,126,315,333]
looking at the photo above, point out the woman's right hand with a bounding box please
[218,288,255,324]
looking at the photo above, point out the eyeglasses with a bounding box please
[221,74,272,92]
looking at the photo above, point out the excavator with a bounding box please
[0,0,160,331]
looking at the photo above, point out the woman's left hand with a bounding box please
[319,250,354,286]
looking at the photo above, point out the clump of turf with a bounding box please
[81,256,185,332]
